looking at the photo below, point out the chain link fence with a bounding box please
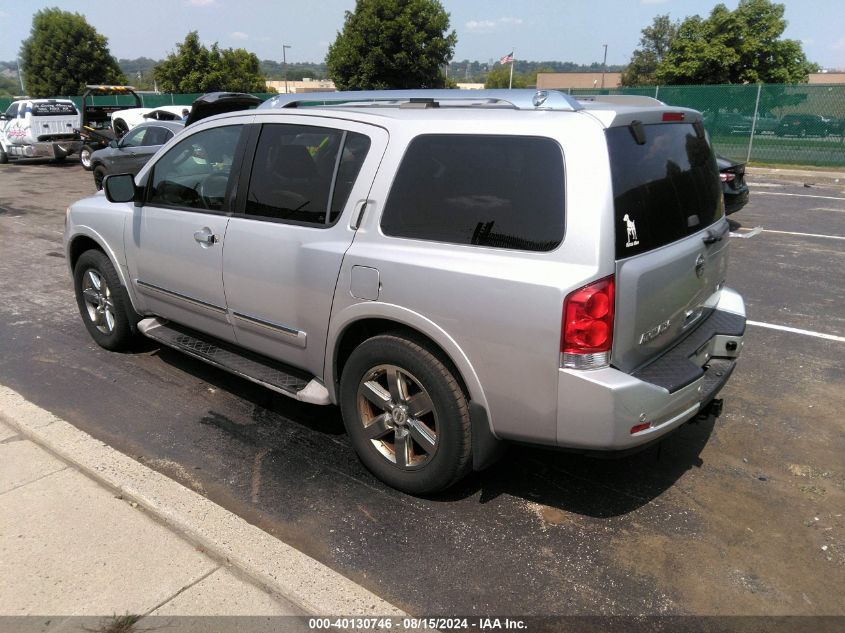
[3,84,844,167]
[570,83,845,168]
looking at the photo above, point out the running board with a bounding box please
[137,318,331,405]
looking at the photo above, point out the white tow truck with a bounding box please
[0,98,83,163]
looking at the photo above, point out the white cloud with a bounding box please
[186,0,215,6]
[465,17,523,34]
[230,31,249,40]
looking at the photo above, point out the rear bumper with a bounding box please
[555,287,745,450]
[6,140,82,159]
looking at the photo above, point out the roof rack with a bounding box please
[575,94,664,106]
[260,89,583,112]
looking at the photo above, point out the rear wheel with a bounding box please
[73,250,138,351]
[80,145,94,170]
[113,119,129,137]
[0,145,8,164]
[339,334,472,494]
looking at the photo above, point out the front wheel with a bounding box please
[339,334,472,494]
[73,249,138,351]
[93,165,106,190]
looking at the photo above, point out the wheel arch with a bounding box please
[66,230,135,307]
[327,306,492,425]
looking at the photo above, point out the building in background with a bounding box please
[536,72,622,90]
[266,79,336,94]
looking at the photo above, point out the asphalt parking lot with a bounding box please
[0,159,843,617]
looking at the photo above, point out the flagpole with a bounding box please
[508,50,514,89]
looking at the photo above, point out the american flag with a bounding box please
[499,52,514,65]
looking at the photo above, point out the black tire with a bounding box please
[0,146,8,164]
[113,118,129,137]
[339,334,472,494]
[93,165,106,190]
[80,145,94,170]
[73,249,138,351]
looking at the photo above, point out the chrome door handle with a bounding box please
[193,228,217,245]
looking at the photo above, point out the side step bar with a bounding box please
[137,318,331,405]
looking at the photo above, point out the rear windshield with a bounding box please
[31,102,78,116]
[607,123,722,259]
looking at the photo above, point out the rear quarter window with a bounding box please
[608,123,722,259]
[380,134,565,252]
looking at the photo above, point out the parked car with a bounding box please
[64,89,746,494]
[111,106,190,136]
[89,121,184,190]
[717,155,749,215]
[775,114,831,137]
[704,111,752,135]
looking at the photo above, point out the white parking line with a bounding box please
[735,227,845,240]
[747,320,845,343]
[810,207,845,214]
[751,191,845,202]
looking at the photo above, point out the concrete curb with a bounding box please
[0,383,405,618]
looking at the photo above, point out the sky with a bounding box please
[0,0,842,70]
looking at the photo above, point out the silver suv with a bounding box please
[63,90,746,494]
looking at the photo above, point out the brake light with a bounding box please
[662,112,685,122]
[561,276,615,370]
[719,172,736,182]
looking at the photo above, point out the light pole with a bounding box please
[282,44,292,94]
[16,57,24,94]
[600,44,608,90]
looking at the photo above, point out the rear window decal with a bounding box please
[623,214,639,247]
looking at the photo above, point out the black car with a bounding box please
[775,114,831,137]
[717,155,749,215]
[90,121,184,189]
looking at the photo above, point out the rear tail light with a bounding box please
[561,275,615,370]
[662,112,685,122]
[719,172,736,182]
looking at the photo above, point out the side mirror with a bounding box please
[103,174,138,204]
[109,139,119,149]
[0,114,8,121]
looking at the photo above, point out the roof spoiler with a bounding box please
[576,95,664,106]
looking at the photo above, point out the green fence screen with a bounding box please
[3,85,844,167]
[568,83,845,168]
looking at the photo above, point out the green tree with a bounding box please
[154,32,267,93]
[655,0,817,85]
[19,8,125,97]
[621,14,679,86]
[326,0,457,90]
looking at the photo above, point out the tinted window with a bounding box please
[143,126,174,146]
[607,123,722,259]
[245,124,370,225]
[147,125,243,212]
[380,135,565,252]
[31,102,78,116]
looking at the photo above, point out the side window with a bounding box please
[5,103,19,119]
[147,125,243,212]
[245,124,370,225]
[120,127,148,148]
[381,135,565,252]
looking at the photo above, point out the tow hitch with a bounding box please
[694,398,724,422]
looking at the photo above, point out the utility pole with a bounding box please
[509,50,515,90]
[600,44,608,89]
[282,44,292,94]
[16,57,24,93]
